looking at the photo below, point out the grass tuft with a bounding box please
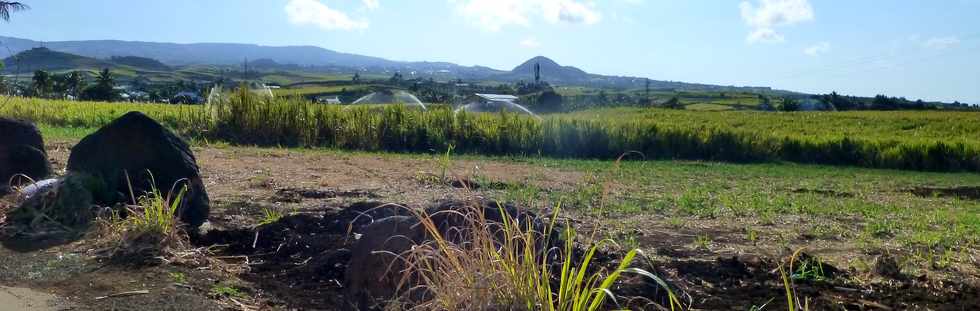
[389,202,683,310]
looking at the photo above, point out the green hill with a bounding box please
[2,47,114,72]
[109,56,171,71]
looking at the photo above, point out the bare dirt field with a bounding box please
[2,141,979,310]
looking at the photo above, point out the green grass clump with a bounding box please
[257,207,284,226]
[121,183,186,242]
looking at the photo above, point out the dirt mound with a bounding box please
[910,186,980,200]
[0,118,51,194]
[67,111,210,227]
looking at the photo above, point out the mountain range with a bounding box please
[0,35,785,93]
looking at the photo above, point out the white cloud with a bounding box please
[740,0,814,43]
[520,37,541,48]
[450,0,601,32]
[361,0,379,10]
[803,41,830,56]
[748,28,784,43]
[922,36,960,50]
[285,0,369,31]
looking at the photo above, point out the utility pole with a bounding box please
[242,57,249,82]
[534,62,541,85]
[645,78,651,101]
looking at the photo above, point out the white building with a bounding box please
[315,95,342,104]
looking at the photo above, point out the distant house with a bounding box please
[172,91,204,104]
[315,95,342,104]
[128,90,150,102]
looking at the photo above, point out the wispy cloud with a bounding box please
[922,36,960,50]
[450,0,601,32]
[740,0,814,43]
[804,41,830,56]
[361,0,380,10]
[285,0,368,31]
[520,37,542,48]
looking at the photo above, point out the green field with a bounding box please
[273,84,372,97]
[3,94,979,172]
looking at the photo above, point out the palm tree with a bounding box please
[88,68,117,101]
[0,1,28,22]
[96,68,113,87]
[31,69,50,97]
[65,71,84,97]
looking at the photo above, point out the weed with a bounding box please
[779,248,817,311]
[258,207,284,226]
[666,217,685,229]
[169,272,187,284]
[439,144,455,182]
[692,234,711,251]
[210,284,245,298]
[791,257,827,283]
[122,176,187,241]
[745,227,759,243]
[865,218,898,238]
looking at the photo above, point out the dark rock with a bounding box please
[0,118,51,193]
[345,215,427,309]
[425,199,560,247]
[66,112,209,227]
[328,201,414,234]
[343,200,561,308]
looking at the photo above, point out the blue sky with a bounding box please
[1,0,978,103]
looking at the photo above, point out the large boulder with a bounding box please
[66,112,209,227]
[344,200,561,309]
[345,215,427,309]
[0,118,51,194]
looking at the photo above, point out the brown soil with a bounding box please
[1,142,978,310]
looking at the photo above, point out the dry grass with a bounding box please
[387,201,683,311]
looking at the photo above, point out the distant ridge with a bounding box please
[1,47,113,72]
[0,35,397,67]
[0,35,792,93]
